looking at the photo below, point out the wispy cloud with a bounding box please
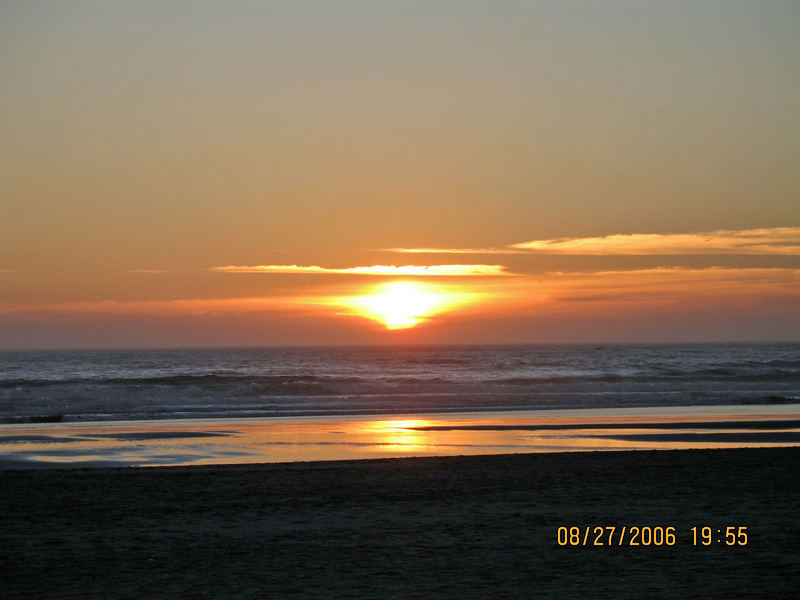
[510,228,800,255]
[382,227,800,256]
[128,269,173,274]
[378,247,520,255]
[2,268,797,323]
[535,267,800,311]
[0,269,14,273]
[430,266,800,321]
[0,297,301,316]
[209,264,511,276]
[549,266,800,287]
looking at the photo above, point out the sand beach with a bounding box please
[3,446,798,599]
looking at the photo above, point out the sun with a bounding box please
[313,279,484,330]
[351,281,455,329]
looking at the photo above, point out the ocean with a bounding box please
[2,343,799,468]
[2,343,798,424]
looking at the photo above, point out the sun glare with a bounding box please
[351,281,457,329]
[313,279,488,330]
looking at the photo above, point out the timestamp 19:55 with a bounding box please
[691,526,748,546]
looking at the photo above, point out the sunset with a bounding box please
[342,281,467,329]
[2,0,799,349]
[2,2,798,598]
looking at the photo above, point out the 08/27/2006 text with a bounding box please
[556,525,748,547]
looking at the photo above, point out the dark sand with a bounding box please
[3,448,799,599]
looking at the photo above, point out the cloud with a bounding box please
[209,264,512,276]
[128,269,173,274]
[0,269,14,273]
[548,266,800,287]
[510,228,800,255]
[2,268,797,328]
[378,247,520,255]
[382,227,800,256]
[534,267,800,312]
[0,297,301,316]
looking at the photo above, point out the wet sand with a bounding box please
[3,447,798,599]
[3,405,799,468]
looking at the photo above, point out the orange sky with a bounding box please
[1,2,799,348]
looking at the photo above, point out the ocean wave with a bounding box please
[3,366,799,390]
[2,343,799,423]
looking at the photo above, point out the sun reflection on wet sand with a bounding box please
[1,405,799,468]
[354,419,436,452]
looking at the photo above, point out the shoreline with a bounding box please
[2,403,799,469]
[3,446,799,598]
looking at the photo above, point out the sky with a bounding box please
[1,0,798,348]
